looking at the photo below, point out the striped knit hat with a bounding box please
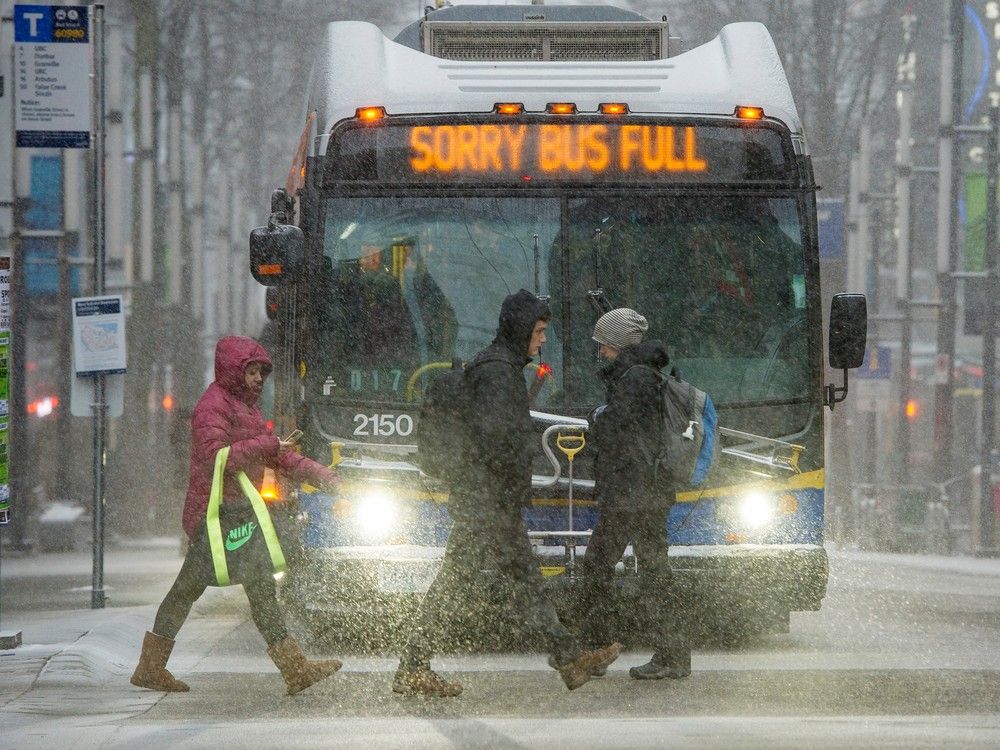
[592,308,648,350]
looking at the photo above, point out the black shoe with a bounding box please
[629,652,691,680]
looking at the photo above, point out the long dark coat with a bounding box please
[453,289,550,517]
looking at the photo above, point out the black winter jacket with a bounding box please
[592,340,671,510]
[454,289,550,515]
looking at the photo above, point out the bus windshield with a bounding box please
[317,196,563,406]
[316,193,809,422]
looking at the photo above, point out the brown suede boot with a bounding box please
[558,642,623,690]
[267,636,342,695]
[130,631,190,692]
[392,665,463,697]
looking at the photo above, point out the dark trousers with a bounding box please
[152,541,288,647]
[573,503,687,660]
[401,503,580,669]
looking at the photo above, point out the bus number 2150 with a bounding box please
[353,413,414,437]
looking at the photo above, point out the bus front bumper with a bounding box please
[286,542,828,615]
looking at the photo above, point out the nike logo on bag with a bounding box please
[225,521,257,551]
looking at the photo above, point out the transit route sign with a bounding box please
[14,4,91,148]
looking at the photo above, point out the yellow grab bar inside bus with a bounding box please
[406,361,454,401]
[556,431,586,462]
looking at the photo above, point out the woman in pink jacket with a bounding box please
[131,336,342,695]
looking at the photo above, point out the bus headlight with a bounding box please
[738,491,775,529]
[355,488,397,542]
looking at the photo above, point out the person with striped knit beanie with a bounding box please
[571,307,693,681]
[591,308,649,357]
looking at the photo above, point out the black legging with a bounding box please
[153,542,288,647]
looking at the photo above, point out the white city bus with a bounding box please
[250,3,866,641]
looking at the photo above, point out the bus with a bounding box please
[250,3,867,642]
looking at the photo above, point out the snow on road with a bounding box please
[0,545,998,748]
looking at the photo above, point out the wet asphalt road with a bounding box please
[2,544,999,747]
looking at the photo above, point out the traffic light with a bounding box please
[160,364,175,414]
[904,398,919,423]
[27,395,59,417]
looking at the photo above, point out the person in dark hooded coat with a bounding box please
[572,308,692,680]
[394,290,621,697]
[131,336,344,696]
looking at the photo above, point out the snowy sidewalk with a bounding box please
[0,589,253,717]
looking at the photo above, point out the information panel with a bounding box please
[332,120,792,184]
[14,4,91,149]
[71,295,127,376]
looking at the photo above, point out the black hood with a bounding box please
[601,339,670,385]
[494,289,551,361]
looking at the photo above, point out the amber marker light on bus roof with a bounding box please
[599,102,629,115]
[495,102,524,115]
[546,102,577,114]
[355,106,387,122]
[735,105,765,120]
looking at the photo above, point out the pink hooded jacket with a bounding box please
[181,336,340,541]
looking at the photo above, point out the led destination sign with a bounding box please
[410,124,707,174]
[332,120,792,184]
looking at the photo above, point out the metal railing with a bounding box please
[309,405,808,486]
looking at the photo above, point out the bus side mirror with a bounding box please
[825,293,867,409]
[250,222,304,286]
[829,293,867,369]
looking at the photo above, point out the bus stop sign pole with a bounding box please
[90,4,108,608]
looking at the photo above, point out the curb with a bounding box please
[1,590,250,694]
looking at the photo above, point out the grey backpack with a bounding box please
[627,365,720,487]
